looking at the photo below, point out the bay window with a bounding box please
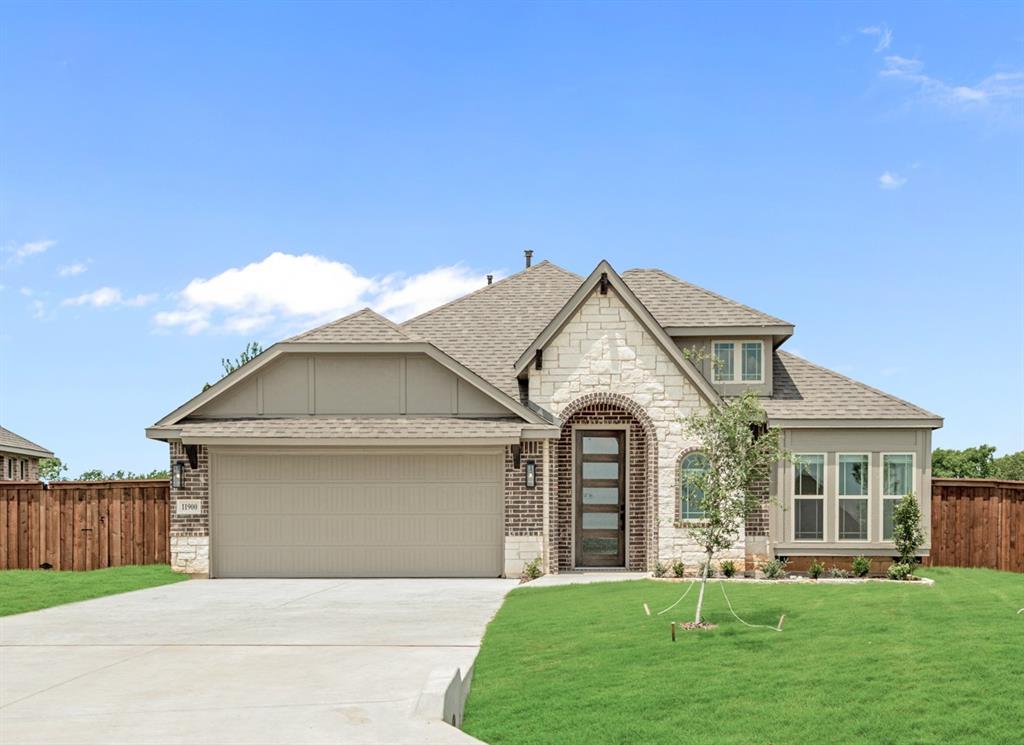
[838,454,870,540]
[882,453,914,540]
[793,454,824,540]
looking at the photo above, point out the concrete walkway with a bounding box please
[526,571,649,587]
[1,578,516,744]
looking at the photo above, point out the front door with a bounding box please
[575,430,626,567]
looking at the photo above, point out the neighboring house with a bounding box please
[147,257,941,577]
[0,426,54,482]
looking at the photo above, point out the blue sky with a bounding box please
[1,1,1022,474]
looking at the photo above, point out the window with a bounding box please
[793,454,825,540]
[712,340,764,383]
[741,342,763,381]
[713,342,734,382]
[21,460,27,479]
[6,457,12,480]
[882,454,914,540]
[838,454,869,540]
[679,452,708,520]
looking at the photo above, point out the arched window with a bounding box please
[679,452,708,520]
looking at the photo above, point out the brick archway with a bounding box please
[553,393,658,572]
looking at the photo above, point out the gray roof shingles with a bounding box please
[289,308,418,344]
[0,426,54,457]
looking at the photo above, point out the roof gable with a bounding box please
[513,261,722,406]
[0,426,53,458]
[289,307,416,343]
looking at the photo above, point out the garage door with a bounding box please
[210,448,504,578]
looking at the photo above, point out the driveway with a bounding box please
[0,578,516,744]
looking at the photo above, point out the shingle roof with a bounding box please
[0,426,54,458]
[289,308,417,343]
[178,417,526,440]
[621,268,791,328]
[763,351,941,421]
[401,261,583,397]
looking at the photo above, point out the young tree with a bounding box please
[892,492,924,567]
[681,391,788,625]
[203,341,265,391]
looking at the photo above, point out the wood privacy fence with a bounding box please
[1,480,170,571]
[929,478,1023,573]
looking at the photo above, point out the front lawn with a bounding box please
[463,568,1024,744]
[0,564,188,616]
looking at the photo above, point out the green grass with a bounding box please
[463,568,1024,745]
[0,564,188,616]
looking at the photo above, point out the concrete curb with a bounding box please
[416,663,477,729]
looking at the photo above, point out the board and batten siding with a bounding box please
[771,427,933,553]
[208,447,504,578]
[193,353,510,418]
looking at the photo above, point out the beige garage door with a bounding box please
[210,448,504,578]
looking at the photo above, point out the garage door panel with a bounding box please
[211,448,503,578]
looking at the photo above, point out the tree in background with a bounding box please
[203,341,264,391]
[681,391,788,625]
[932,445,1024,481]
[77,468,170,480]
[38,457,68,481]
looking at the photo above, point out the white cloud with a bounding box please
[860,24,892,52]
[58,262,88,277]
[880,54,1024,112]
[153,252,501,335]
[879,171,907,190]
[63,287,157,308]
[4,239,55,264]
[30,300,48,320]
[19,287,33,296]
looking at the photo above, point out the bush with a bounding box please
[760,558,787,580]
[892,493,924,566]
[522,556,543,581]
[887,562,913,581]
[671,560,685,578]
[851,555,871,578]
[828,566,853,579]
[720,560,736,578]
[807,559,825,579]
[653,561,668,578]
[698,561,716,579]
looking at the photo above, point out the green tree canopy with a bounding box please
[931,445,997,478]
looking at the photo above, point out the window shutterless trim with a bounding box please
[791,453,826,542]
[711,339,764,384]
[880,452,916,543]
[836,452,871,542]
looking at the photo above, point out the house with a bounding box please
[146,256,941,577]
[0,426,54,482]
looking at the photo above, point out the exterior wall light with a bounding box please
[172,462,185,489]
[525,460,536,489]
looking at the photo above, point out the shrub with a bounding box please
[522,556,543,581]
[698,561,716,579]
[828,566,853,579]
[653,561,668,578]
[807,559,825,579]
[720,560,736,578]
[892,493,924,566]
[851,555,871,578]
[671,560,686,578]
[887,562,913,581]
[760,558,787,580]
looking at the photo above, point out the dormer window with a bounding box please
[712,340,764,383]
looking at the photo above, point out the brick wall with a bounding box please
[0,452,40,481]
[504,441,544,536]
[168,440,210,573]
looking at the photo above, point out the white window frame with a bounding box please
[678,451,709,522]
[711,339,764,384]
[836,452,871,542]
[880,452,916,543]
[792,453,826,542]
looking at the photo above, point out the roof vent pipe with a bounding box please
[486,274,493,285]
[524,249,533,268]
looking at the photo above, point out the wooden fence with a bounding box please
[929,478,1023,573]
[1,480,170,571]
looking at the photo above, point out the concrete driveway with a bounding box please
[1,578,516,744]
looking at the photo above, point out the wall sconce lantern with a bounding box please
[525,460,536,489]
[172,462,185,489]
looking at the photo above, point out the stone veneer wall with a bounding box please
[168,440,210,574]
[0,452,40,481]
[553,396,655,571]
[503,441,545,576]
[527,290,747,569]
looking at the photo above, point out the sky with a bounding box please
[1,1,1022,475]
